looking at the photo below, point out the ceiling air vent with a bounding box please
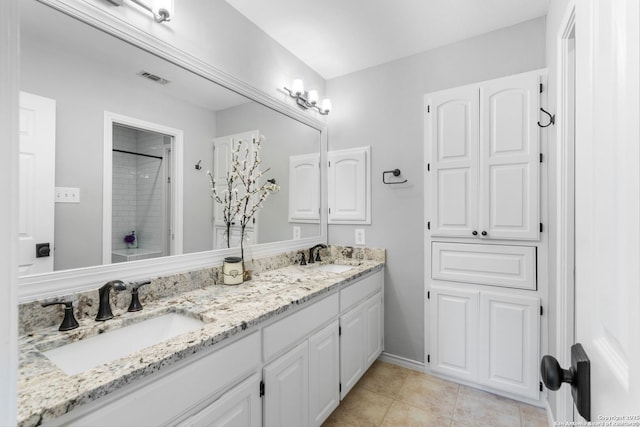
[137,71,170,85]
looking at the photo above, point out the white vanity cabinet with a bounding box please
[429,282,540,400]
[339,271,384,399]
[425,70,543,241]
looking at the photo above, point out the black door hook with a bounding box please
[538,107,555,128]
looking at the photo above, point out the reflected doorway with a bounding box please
[103,112,184,265]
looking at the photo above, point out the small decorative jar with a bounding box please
[222,256,243,285]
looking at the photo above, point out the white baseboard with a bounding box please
[377,351,425,373]
[546,401,555,427]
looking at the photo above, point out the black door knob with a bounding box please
[540,355,572,390]
[36,243,50,258]
[481,231,488,236]
[472,231,478,236]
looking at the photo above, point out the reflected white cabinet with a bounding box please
[429,285,479,382]
[327,146,371,224]
[289,153,320,223]
[263,341,309,427]
[428,283,539,399]
[340,292,383,399]
[426,71,541,240]
[177,374,261,427]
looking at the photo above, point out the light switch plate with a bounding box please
[55,187,80,203]
[355,229,365,245]
[293,226,301,240]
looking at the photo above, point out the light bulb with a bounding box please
[292,79,304,96]
[321,98,332,113]
[308,90,319,105]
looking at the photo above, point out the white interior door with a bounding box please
[18,91,56,275]
[574,0,640,418]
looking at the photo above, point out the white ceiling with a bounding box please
[225,0,549,79]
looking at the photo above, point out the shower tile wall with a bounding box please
[112,126,165,255]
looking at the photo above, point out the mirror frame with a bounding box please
[18,0,328,303]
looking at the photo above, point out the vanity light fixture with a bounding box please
[283,79,331,115]
[106,0,171,23]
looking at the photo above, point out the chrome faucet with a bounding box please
[96,280,127,321]
[308,244,328,264]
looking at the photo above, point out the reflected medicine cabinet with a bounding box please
[327,146,371,224]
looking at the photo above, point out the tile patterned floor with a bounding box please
[323,361,549,427]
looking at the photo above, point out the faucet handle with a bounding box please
[127,280,151,312]
[298,251,307,266]
[42,300,79,331]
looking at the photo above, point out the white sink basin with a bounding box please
[41,313,204,375]
[312,264,355,273]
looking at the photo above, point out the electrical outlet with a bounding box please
[355,229,365,245]
[293,226,301,240]
[55,187,80,203]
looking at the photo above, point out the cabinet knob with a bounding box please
[472,231,478,236]
[481,231,488,236]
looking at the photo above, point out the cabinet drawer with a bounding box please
[340,270,383,312]
[432,242,536,290]
[263,293,339,361]
[54,332,261,426]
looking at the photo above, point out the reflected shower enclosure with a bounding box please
[111,124,172,263]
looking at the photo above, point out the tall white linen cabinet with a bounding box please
[424,69,548,404]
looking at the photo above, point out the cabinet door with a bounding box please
[327,146,370,224]
[177,374,261,427]
[478,292,539,399]
[289,153,320,222]
[429,284,479,381]
[263,341,309,427]
[309,321,340,427]
[364,293,383,367]
[339,305,365,399]
[426,86,479,238]
[479,73,540,240]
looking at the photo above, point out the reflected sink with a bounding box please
[312,264,355,273]
[40,313,204,375]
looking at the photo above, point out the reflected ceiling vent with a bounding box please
[137,71,170,85]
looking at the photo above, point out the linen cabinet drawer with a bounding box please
[432,242,536,290]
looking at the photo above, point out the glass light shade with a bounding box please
[291,79,304,95]
[308,90,319,105]
[321,98,332,113]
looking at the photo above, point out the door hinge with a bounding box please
[540,83,544,93]
[339,383,342,393]
[427,354,430,363]
[427,221,431,230]
[167,176,171,184]
[339,326,342,336]
[540,306,544,316]
[427,291,430,299]
[329,208,332,214]
[427,163,430,172]
[259,380,265,397]
[328,161,331,167]
[427,105,431,113]
[253,217,256,224]
[539,381,543,392]
[540,153,543,163]
[540,223,543,233]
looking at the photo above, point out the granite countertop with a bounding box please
[18,259,384,427]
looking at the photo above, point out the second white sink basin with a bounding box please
[41,313,204,375]
[313,264,355,273]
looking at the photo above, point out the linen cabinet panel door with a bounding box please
[263,341,309,427]
[479,74,540,240]
[427,86,479,238]
[478,292,540,399]
[429,284,479,381]
[339,305,365,399]
[309,321,340,427]
[177,374,261,427]
[364,293,383,367]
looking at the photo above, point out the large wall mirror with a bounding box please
[18,0,326,301]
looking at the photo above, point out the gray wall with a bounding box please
[216,102,321,244]
[326,17,547,364]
